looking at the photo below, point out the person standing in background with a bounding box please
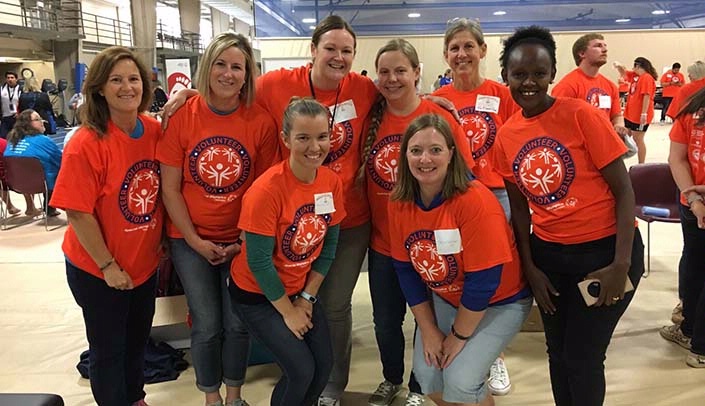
[615,57,658,163]
[0,71,21,139]
[660,63,685,123]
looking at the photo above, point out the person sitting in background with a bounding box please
[660,63,685,123]
[0,137,21,215]
[3,109,61,217]
[18,77,57,135]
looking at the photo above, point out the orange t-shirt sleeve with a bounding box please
[578,107,627,169]
[156,113,186,168]
[551,80,576,99]
[669,116,689,144]
[253,114,281,177]
[238,184,279,237]
[51,131,102,213]
[491,132,514,183]
[457,188,513,271]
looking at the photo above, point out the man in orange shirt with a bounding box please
[660,63,685,123]
[666,60,705,120]
[552,33,630,141]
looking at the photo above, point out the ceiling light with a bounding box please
[652,10,670,15]
[615,18,631,23]
[309,25,316,29]
[302,18,316,23]
[408,12,421,18]
[493,10,507,16]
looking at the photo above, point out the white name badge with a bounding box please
[330,99,357,124]
[598,95,611,109]
[475,95,500,114]
[314,192,336,215]
[434,229,462,255]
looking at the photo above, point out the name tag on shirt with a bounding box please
[475,95,500,114]
[598,95,611,109]
[9,103,15,112]
[330,99,357,124]
[314,192,336,215]
[434,229,462,255]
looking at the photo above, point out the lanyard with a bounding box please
[6,85,16,103]
[308,70,342,128]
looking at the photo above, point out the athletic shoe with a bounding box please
[488,357,511,396]
[686,352,705,368]
[404,392,425,406]
[659,324,692,350]
[368,381,402,405]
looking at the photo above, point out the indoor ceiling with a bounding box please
[252,0,705,37]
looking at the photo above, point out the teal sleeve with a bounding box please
[311,224,340,277]
[244,231,286,301]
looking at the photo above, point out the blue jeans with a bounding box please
[318,223,370,398]
[229,283,334,406]
[168,238,250,392]
[530,230,644,406]
[368,249,422,392]
[66,261,156,406]
[679,204,705,355]
[413,294,531,403]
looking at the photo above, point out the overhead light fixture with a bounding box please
[302,18,316,23]
[652,10,670,15]
[309,25,316,29]
[408,12,421,18]
[615,18,631,23]
[493,10,507,16]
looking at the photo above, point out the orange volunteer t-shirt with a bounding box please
[256,64,377,229]
[50,116,164,286]
[624,72,656,124]
[366,99,475,256]
[156,95,279,241]
[661,70,686,99]
[669,111,705,206]
[667,77,705,119]
[231,160,347,295]
[493,98,628,244]
[433,80,519,189]
[388,180,526,307]
[551,68,621,121]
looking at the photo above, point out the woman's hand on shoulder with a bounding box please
[160,88,192,130]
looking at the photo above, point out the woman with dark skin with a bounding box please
[494,26,644,406]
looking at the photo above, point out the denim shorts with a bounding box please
[413,293,531,403]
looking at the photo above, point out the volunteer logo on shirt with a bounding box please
[586,88,608,109]
[458,106,497,160]
[367,134,401,191]
[119,160,160,224]
[282,204,332,262]
[512,137,576,206]
[324,121,354,170]
[404,230,458,288]
[188,136,251,194]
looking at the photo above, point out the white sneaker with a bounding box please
[404,392,425,406]
[488,357,511,396]
[318,396,340,406]
[368,381,402,406]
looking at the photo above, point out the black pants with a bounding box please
[67,262,157,406]
[661,97,674,121]
[679,204,705,355]
[531,230,644,406]
[0,115,15,139]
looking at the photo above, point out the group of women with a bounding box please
[52,12,651,406]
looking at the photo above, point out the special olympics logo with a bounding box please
[586,88,608,110]
[119,160,160,224]
[282,204,332,262]
[512,137,575,206]
[404,230,457,288]
[367,134,401,191]
[188,136,251,194]
[324,121,354,165]
[458,106,497,159]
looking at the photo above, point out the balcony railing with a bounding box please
[0,0,84,38]
[82,11,132,47]
[156,21,203,54]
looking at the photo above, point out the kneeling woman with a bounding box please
[388,114,531,406]
[228,98,345,406]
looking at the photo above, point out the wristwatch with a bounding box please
[299,291,318,304]
[687,193,704,208]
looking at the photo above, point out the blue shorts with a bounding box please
[413,293,531,403]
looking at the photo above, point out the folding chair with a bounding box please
[628,163,681,277]
[3,156,63,231]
